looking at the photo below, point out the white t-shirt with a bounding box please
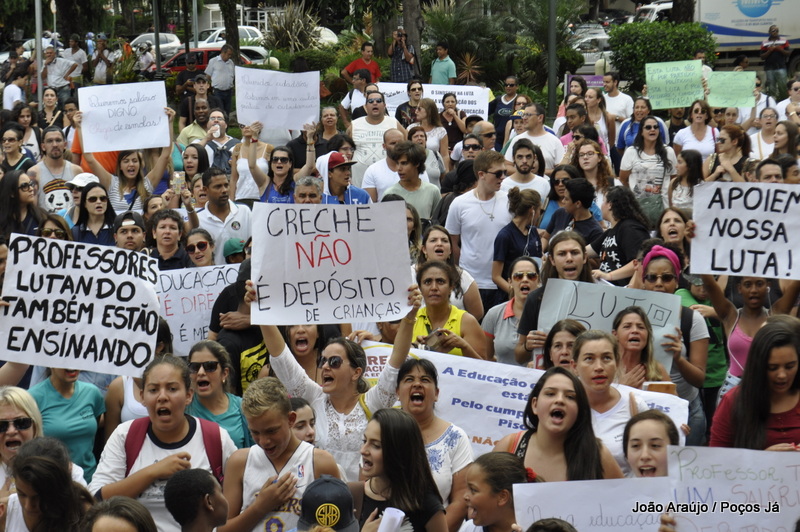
[591,389,648,477]
[620,146,677,200]
[3,84,23,111]
[351,116,402,188]
[341,89,366,111]
[500,174,551,199]
[63,47,88,69]
[749,131,775,160]
[504,131,565,171]
[776,97,797,121]
[445,190,512,289]
[427,424,473,502]
[196,200,253,264]
[89,418,237,532]
[605,91,634,122]
[672,126,717,161]
[362,158,430,201]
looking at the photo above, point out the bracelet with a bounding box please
[186,208,195,214]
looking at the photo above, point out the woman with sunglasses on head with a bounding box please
[0,124,36,174]
[71,182,117,245]
[185,228,216,267]
[492,188,542,299]
[0,170,46,239]
[37,213,73,241]
[253,283,422,481]
[703,125,750,182]
[186,340,252,449]
[673,100,718,160]
[619,115,677,213]
[484,256,540,365]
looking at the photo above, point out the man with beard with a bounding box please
[500,139,550,198]
[347,90,405,188]
[177,97,212,146]
[667,107,687,146]
[28,127,83,212]
[197,167,252,264]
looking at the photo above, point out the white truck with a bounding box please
[633,0,799,72]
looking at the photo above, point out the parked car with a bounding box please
[573,34,613,74]
[197,26,264,47]
[131,33,182,60]
[151,47,252,75]
[315,26,338,46]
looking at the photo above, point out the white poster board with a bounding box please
[378,82,491,119]
[78,81,169,152]
[667,445,798,531]
[156,264,240,357]
[250,203,413,325]
[0,235,160,377]
[235,67,319,131]
[691,182,800,279]
[538,279,683,371]
[514,477,671,532]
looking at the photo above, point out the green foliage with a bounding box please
[269,49,293,71]
[351,0,397,24]
[608,22,717,92]
[112,52,139,84]
[265,1,322,54]
[292,48,338,73]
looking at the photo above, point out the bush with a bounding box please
[608,22,717,92]
[517,46,585,90]
[292,48,338,73]
[265,1,321,54]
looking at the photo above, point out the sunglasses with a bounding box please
[643,273,677,283]
[505,83,517,87]
[463,144,481,151]
[41,228,67,238]
[188,360,220,373]
[512,271,538,281]
[482,132,497,138]
[87,195,108,203]
[486,170,505,179]
[713,109,724,114]
[642,125,659,130]
[692,109,706,114]
[572,135,583,141]
[271,156,290,164]
[367,98,384,104]
[755,83,762,88]
[186,241,209,253]
[716,138,728,144]
[1,137,18,143]
[0,417,33,433]
[409,87,423,92]
[317,355,352,369]
[553,178,570,185]
[18,182,35,191]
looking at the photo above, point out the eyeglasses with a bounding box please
[523,113,538,118]
[188,360,220,373]
[716,138,728,144]
[367,98,384,104]
[485,170,505,179]
[643,273,677,283]
[0,418,33,433]
[2,137,19,143]
[209,116,225,122]
[317,355,351,369]
[642,125,659,131]
[271,156,290,164]
[186,241,209,253]
[505,83,517,87]
[762,114,778,119]
[578,151,599,159]
[86,195,108,203]
[41,228,67,238]
[463,144,481,151]
[18,182,35,191]
[482,132,497,138]
[512,271,538,280]
[409,87,422,92]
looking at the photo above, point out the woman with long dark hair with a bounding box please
[0,123,35,174]
[703,125,750,182]
[771,120,799,159]
[71,182,117,245]
[0,169,46,238]
[539,164,581,229]
[616,97,667,157]
[663,149,703,211]
[461,453,527,532]
[11,103,42,162]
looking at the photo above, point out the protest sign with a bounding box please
[667,445,798,531]
[379,83,491,119]
[691,182,800,279]
[538,279,682,371]
[515,477,671,532]
[235,68,319,131]
[0,235,160,377]
[645,60,704,110]
[250,203,413,325]
[78,81,169,152]
[567,74,604,89]
[360,343,688,455]
[156,264,240,357]
[707,71,756,108]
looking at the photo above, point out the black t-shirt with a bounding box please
[176,68,205,99]
[359,489,443,532]
[516,285,546,336]
[590,218,650,286]
[546,208,603,245]
[0,155,35,174]
[209,284,240,333]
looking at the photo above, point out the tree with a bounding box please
[671,0,695,24]
[403,0,423,66]
[219,0,241,63]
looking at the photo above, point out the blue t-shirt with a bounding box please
[322,186,371,205]
[262,181,295,203]
[186,393,253,449]
[29,378,105,482]
[493,222,543,280]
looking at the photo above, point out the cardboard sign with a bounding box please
[538,279,683,372]
[707,71,756,108]
[515,477,671,532]
[249,203,413,325]
[78,81,170,152]
[235,68,319,131]
[0,235,160,377]
[667,445,798,531]
[156,264,240,357]
[379,82,491,119]
[691,182,800,278]
[645,60,704,110]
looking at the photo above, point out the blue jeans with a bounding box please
[685,394,707,446]
[215,88,233,115]
[764,68,788,100]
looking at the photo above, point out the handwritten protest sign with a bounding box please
[646,60,704,110]
[707,71,756,108]
[691,182,800,279]
[361,343,687,455]
[0,235,160,377]
[235,68,319,131]
[78,81,169,153]
[156,264,239,357]
[538,279,682,371]
[250,203,412,325]
[379,83,490,119]
[667,446,798,531]
[515,477,671,532]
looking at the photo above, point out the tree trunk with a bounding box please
[373,20,392,59]
[182,0,191,53]
[671,0,695,23]
[219,0,241,63]
[403,0,422,71]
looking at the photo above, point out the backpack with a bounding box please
[124,417,224,484]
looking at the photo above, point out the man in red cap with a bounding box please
[322,152,371,204]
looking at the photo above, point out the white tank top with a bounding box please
[235,144,270,201]
[5,495,28,532]
[242,441,315,532]
[120,376,148,423]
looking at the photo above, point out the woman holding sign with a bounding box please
[710,319,800,450]
[252,283,422,481]
[73,107,176,214]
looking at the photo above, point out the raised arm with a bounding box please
[244,123,269,192]
[388,285,422,369]
[73,111,113,189]
[700,274,737,332]
[144,107,176,188]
